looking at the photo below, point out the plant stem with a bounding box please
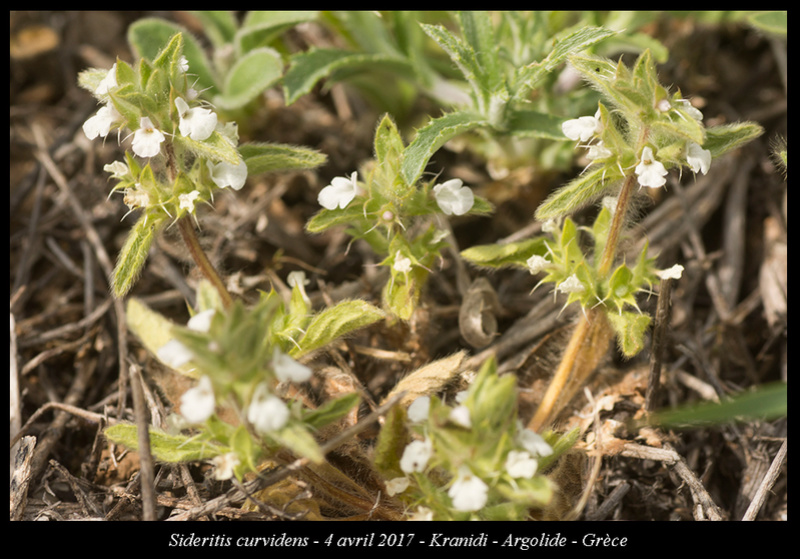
[177,216,233,309]
[529,129,649,431]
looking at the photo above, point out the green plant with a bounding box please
[461,48,763,430]
[306,113,492,320]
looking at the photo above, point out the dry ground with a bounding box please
[10,11,786,522]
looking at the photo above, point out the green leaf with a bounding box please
[517,26,617,97]
[461,237,547,270]
[746,11,787,37]
[305,204,366,234]
[373,404,409,479]
[173,130,241,166]
[214,47,283,110]
[374,113,406,167]
[401,110,489,186]
[239,142,327,176]
[606,310,651,358]
[420,21,486,108]
[238,11,319,53]
[127,18,218,95]
[283,48,414,105]
[535,165,614,221]
[191,11,238,47]
[648,382,786,428]
[704,122,765,159]
[112,212,164,297]
[269,422,324,463]
[291,300,385,357]
[105,424,228,462]
[455,11,502,93]
[302,393,360,430]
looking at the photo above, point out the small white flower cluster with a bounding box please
[562,101,712,189]
[83,58,248,195]
[388,395,554,515]
[157,310,311,436]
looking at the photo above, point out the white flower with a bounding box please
[83,103,122,140]
[686,142,711,175]
[180,375,215,424]
[318,172,360,210]
[94,63,118,95]
[272,349,312,383]
[505,450,538,479]
[562,110,601,142]
[448,466,488,512]
[132,117,165,158]
[179,190,201,213]
[156,309,215,368]
[407,396,430,423]
[123,188,149,211]
[526,254,550,275]
[208,159,248,191]
[175,97,217,141]
[516,426,553,457]
[542,218,559,234]
[635,146,668,188]
[449,405,472,428]
[400,438,433,474]
[557,274,585,294]
[247,383,290,433]
[433,178,474,216]
[104,161,129,178]
[211,453,240,481]
[393,254,412,273]
[178,56,190,73]
[656,264,684,280]
[187,309,216,332]
[157,339,195,369]
[587,141,613,160]
[385,477,410,496]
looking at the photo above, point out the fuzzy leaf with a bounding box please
[239,142,327,176]
[402,110,489,186]
[283,48,414,105]
[461,237,547,270]
[606,310,651,357]
[291,300,385,357]
[535,165,612,221]
[238,11,318,53]
[105,423,228,463]
[302,393,360,430]
[214,47,283,110]
[173,130,241,166]
[704,122,765,159]
[112,213,163,297]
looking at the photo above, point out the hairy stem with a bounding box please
[529,129,649,431]
[177,216,233,309]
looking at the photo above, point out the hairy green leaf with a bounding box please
[214,47,283,110]
[292,300,385,357]
[105,423,228,462]
[401,110,488,186]
[239,142,327,176]
[461,237,547,269]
